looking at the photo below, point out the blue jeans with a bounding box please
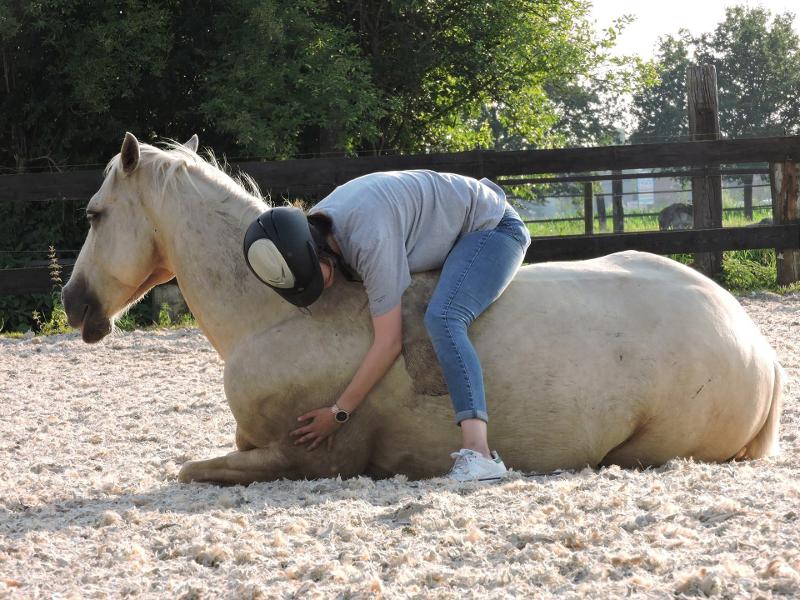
[423,205,531,424]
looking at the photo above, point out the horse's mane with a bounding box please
[104,139,270,208]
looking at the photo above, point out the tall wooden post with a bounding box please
[612,170,624,233]
[583,182,594,235]
[743,173,753,220]
[687,65,723,278]
[771,161,800,285]
[596,194,607,232]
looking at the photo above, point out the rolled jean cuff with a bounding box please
[455,409,489,425]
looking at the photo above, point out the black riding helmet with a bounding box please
[243,207,325,307]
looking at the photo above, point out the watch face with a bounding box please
[334,410,349,423]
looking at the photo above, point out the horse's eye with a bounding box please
[86,210,100,225]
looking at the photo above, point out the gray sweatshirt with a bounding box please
[308,170,507,315]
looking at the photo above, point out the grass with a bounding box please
[1,299,198,339]
[525,206,773,237]
[523,206,797,295]
[114,302,195,332]
[0,245,203,338]
[1,331,26,339]
[17,248,197,337]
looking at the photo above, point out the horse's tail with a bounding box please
[736,360,785,459]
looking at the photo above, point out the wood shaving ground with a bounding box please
[1,292,798,598]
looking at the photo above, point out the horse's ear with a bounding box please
[184,134,199,153]
[120,132,140,174]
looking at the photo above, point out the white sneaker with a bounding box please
[447,449,508,482]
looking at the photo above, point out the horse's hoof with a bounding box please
[178,461,199,483]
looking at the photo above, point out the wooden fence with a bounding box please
[1,135,799,296]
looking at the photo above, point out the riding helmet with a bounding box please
[243,207,325,307]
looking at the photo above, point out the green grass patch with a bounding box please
[721,249,777,293]
[31,296,71,335]
[0,331,26,339]
[524,207,794,295]
[525,206,773,238]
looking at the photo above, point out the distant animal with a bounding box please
[61,133,784,484]
[658,203,693,230]
[747,217,774,227]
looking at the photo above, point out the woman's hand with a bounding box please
[289,305,402,453]
[290,408,339,451]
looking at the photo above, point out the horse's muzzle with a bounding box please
[62,275,111,343]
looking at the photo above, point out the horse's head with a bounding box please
[62,132,198,343]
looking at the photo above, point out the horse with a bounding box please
[62,133,784,484]
[658,203,694,231]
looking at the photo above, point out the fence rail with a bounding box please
[1,135,799,296]
[524,204,773,225]
[499,167,772,186]
[0,260,75,296]
[1,136,799,202]
[528,224,800,262]
[6,223,799,297]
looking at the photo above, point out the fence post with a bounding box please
[612,171,624,232]
[743,173,753,220]
[596,194,607,232]
[771,160,800,285]
[583,182,594,235]
[687,64,723,278]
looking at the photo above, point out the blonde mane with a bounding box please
[104,139,270,208]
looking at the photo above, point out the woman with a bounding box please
[243,170,530,481]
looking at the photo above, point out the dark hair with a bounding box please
[307,213,333,255]
[306,212,361,282]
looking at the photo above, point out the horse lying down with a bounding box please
[62,133,784,484]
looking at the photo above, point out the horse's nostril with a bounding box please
[65,302,89,328]
[62,278,90,328]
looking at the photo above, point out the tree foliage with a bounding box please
[0,0,632,168]
[195,0,636,154]
[696,6,800,137]
[0,1,176,171]
[631,6,800,142]
[0,0,638,330]
[629,32,693,143]
[201,0,381,158]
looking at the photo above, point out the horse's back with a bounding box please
[488,250,765,352]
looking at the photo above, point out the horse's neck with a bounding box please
[152,169,296,359]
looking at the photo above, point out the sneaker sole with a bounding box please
[449,474,506,482]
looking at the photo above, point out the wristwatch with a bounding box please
[331,404,350,424]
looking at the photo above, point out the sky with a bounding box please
[590,0,800,58]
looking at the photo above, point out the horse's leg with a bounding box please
[178,445,290,484]
[235,425,256,451]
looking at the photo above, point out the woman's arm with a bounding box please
[337,302,403,412]
[290,303,403,449]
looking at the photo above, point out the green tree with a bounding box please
[629,32,693,143]
[696,6,800,137]
[204,0,636,156]
[630,6,800,141]
[330,0,634,152]
[201,0,381,159]
[0,0,177,170]
[0,0,636,165]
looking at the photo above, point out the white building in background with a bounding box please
[510,172,771,220]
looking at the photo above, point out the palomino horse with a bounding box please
[62,133,784,484]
